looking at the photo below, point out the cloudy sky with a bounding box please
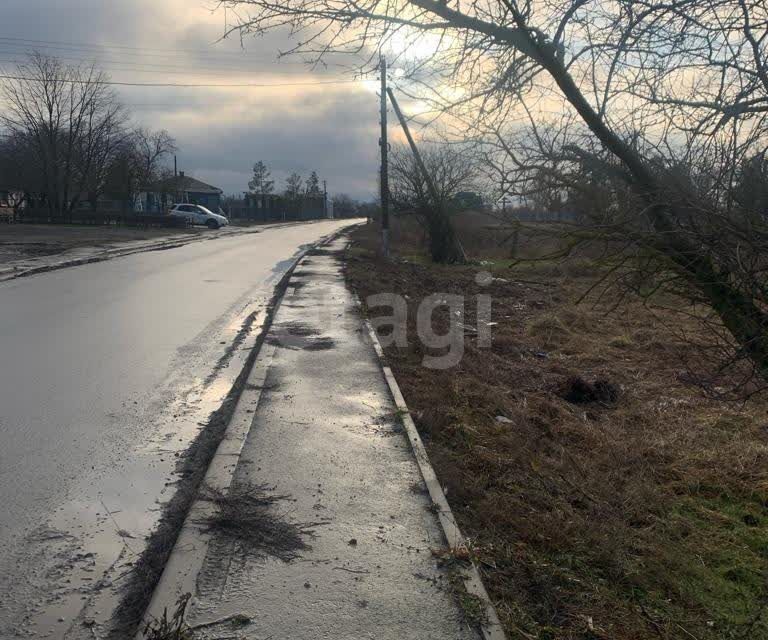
[0,0,383,199]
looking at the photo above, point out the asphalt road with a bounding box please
[0,220,352,637]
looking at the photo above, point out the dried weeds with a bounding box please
[346,217,768,640]
[199,483,321,561]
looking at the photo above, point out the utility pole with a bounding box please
[386,88,440,207]
[323,180,329,219]
[379,55,390,257]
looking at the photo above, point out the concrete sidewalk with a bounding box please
[172,236,481,639]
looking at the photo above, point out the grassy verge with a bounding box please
[345,218,768,640]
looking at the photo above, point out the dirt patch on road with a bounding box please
[0,224,195,266]
[267,321,336,351]
[345,219,768,640]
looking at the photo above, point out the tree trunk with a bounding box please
[424,206,466,264]
[649,216,768,378]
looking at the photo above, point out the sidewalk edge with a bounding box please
[358,310,507,640]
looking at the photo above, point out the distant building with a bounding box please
[140,172,223,213]
[226,192,330,222]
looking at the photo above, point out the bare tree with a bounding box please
[331,192,358,217]
[0,53,127,219]
[100,129,175,212]
[0,130,44,212]
[133,127,177,189]
[390,143,477,209]
[218,0,768,390]
[284,172,304,200]
[390,143,477,261]
[305,170,322,196]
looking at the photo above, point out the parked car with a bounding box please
[168,204,229,229]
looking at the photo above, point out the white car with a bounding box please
[169,204,229,229]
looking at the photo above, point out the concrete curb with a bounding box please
[134,225,355,638]
[0,219,325,284]
[136,340,279,638]
[357,307,507,640]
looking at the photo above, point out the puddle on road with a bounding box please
[16,304,267,639]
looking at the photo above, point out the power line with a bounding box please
[0,43,284,65]
[0,35,267,58]
[0,43,290,65]
[0,36,364,66]
[0,51,308,72]
[0,73,361,89]
[0,59,325,77]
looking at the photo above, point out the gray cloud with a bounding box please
[172,86,379,197]
[0,0,379,199]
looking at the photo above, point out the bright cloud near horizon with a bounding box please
[0,0,384,199]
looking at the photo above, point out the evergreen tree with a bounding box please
[248,161,274,194]
[305,170,322,197]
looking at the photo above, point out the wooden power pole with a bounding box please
[386,88,440,207]
[379,56,390,258]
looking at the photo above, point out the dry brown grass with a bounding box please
[141,594,193,640]
[346,217,768,640]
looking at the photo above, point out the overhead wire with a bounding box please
[0,34,370,109]
[0,36,365,66]
[0,36,272,59]
[0,73,362,88]
[0,59,328,77]
[0,36,359,83]
[0,49,308,70]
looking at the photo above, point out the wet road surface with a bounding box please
[0,220,351,637]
